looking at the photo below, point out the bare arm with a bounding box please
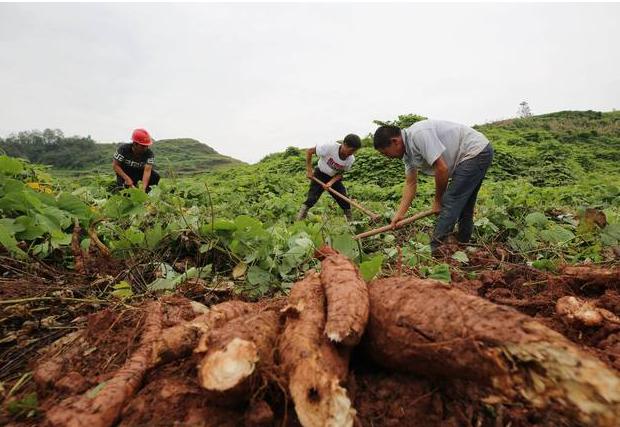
[113,159,134,187]
[391,169,418,228]
[141,164,153,192]
[432,157,449,213]
[305,147,316,178]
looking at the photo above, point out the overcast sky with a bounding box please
[1,3,618,163]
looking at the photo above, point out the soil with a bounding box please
[1,246,619,427]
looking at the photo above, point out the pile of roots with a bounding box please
[7,248,620,427]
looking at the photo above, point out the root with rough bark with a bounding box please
[279,271,356,427]
[153,300,257,364]
[364,277,620,427]
[197,309,281,405]
[319,249,369,346]
[46,302,163,427]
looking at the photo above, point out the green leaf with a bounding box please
[213,219,236,231]
[123,229,145,246]
[426,263,451,283]
[540,225,575,244]
[359,254,383,281]
[7,392,38,416]
[111,281,133,299]
[451,251,469,264]
[525,212,548,228]
[125,188,149,204]
[14,215,45,240]
[330,233,359,260]
[0,156,25,176]
[50,230,72,248]
[247,265,273,286]
[601,223,620,246]
[0,220,26,258]
[145,224,163,249]
[531,258,557,272]
[148,277,176,291]
[57,193,92,223]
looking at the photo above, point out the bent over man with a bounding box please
[373,119,493,255]
[296,134,361,221]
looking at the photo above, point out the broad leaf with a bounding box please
[359,254,383,281]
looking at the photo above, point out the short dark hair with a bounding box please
[373,126,401,150]
[343,134,361,150]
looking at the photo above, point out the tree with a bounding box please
[518,101,532,118]
[373,114,428,128]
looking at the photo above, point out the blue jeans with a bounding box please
[431,144,493,250]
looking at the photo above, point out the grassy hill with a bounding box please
[0,132,243,176]
[212,110,620,189]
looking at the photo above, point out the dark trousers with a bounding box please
[431,144,494,250]
[115,167,160,193]
[304,168,351,211]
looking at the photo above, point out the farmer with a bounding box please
[112,128,160,193]
[296,134,362,221]
[373,119,493,255]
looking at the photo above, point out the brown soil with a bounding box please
[2,248,619,427]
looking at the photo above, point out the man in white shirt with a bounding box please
[296,134,361,221]
[373,120,493,255]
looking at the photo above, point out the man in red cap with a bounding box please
[112,128,160,192]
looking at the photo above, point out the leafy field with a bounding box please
[1,111,619,298]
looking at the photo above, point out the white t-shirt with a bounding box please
[316,143,355,177]
[402,120,489,176]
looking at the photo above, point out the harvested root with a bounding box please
[33,331,86,389]
[153,300,257,364]
[365,277,620,427]
[47,302,163,427]
[197,310,280,405]
[558,265,620,292]
[556,296,620,327]
[279,272,355,427]
[319,248,369,346]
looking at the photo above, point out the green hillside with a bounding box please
[211,109,620,193]
[0,131,243,175]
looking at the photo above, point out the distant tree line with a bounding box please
[0,129,109,169]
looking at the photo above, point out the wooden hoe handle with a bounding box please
[354,210,436,240]
[310,176,380,220]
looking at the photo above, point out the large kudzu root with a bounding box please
[47,302,163,427]
[319,250,369,346]
[365,277,620,427]
[279,271,355,427]
[197,309,280,405]
[153,300,257,364]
